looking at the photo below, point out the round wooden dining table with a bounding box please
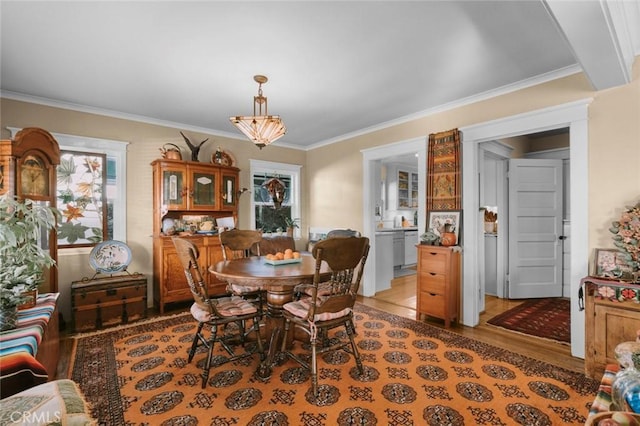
[209,253,331,378]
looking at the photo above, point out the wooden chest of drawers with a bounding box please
[71,274,148,332]
[416,245,460,327]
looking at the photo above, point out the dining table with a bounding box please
[209,253,331,378]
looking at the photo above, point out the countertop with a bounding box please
[376,227,418,235]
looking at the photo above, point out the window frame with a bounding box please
[249,159,301,238]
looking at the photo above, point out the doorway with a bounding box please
[460,99,591,359]
[361,137,426,298]
[480,133,570,302]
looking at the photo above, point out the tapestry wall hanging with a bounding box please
[426,128,461,212]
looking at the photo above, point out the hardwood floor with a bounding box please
[361,271,585,373]
[57,271,584,379]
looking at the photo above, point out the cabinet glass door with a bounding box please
[397,170,410,208]
[190,169,217,209]
[220,172,237,210]
[162,169,186,209]
[410,172,419,208]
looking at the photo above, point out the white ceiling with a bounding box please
[1,1,639,150]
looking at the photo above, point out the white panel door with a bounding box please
[508,159,563,298]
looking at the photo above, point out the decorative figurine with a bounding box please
[213,147,224,164]
[420,230,439,245]
[180,131,209,162]
[263,177,286,209]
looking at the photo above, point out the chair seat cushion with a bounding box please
[228,283,263,295]
[283,297,351,322]
[294,282,333,297]
[190,296,257,322]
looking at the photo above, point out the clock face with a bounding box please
[20,155,49,197]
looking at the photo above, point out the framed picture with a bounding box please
[428,210,461,240]
[593,248,632,278]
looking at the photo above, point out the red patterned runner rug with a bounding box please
[487,298,571,345]
[70,303,595,425]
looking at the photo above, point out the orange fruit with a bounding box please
[283,252,293,259]
[275,252,284,260]
[292,252,301,259]
[284,248,293,255]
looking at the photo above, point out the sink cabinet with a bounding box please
[393,231,404,267]
[404,230,418,265]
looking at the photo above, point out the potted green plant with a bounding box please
[283,217,300,237]
[0,194,59,330]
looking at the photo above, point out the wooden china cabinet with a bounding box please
[151,159,240,313]
[1,128,60,293]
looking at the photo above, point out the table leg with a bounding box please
[255,285,293,380]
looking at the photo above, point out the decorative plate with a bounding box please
[211,149,234,166]
[195,230,218,235]
[89,240,133,274]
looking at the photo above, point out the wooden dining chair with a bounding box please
[219,229,263,260]
[219,229,266,313]
[172,237,265,388]
[279,236,370,397]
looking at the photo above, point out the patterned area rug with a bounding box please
[70,303,596,425]
[487,298,571,345]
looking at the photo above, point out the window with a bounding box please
[54,133,127,248]
[249,160,301,238]
[8,129,128,250]
[56,151,108,246]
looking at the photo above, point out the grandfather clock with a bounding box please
[3,128,61,293]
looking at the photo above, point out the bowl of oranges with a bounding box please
[264,249,302,265]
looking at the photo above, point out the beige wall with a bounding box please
[0,101,305,319]
[2,57,639,321]
[305,58,639,273]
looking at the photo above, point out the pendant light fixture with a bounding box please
[229,75,286,149]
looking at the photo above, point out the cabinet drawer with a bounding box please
[419,292,446,318]
[419,272,446,294]
[419,250,448,274]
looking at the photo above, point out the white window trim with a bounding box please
[8,128,129,253]
[249,159,301,238]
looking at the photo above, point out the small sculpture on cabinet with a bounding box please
[180,131,209,162]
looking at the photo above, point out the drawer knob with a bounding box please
[429,272,436,276]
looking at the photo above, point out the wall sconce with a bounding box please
[237,187,250,198]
